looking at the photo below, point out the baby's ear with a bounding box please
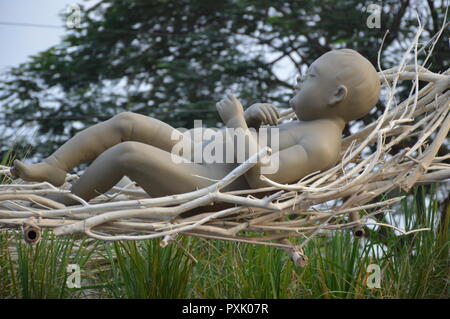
[328,85,347,106]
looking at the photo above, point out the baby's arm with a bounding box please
[215,94,319,189]
[216,94,266,184]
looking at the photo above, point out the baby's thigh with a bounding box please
[114,112,183,152]
[119,141,226,197]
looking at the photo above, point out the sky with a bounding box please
[0,0,98,73]
[0,1,295,78]
[0,0,100,152]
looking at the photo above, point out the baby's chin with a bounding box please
[289,97,298,108]
[288,100,299,115]
[289,98,301,111]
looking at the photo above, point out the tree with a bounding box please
[0,0,448,163]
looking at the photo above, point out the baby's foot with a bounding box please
[10,159,67,187]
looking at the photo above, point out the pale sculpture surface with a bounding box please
[11,49,381,205]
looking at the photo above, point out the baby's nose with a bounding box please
[295,76,303,89]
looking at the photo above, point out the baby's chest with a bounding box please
[280,122,341,160]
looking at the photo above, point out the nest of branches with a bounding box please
[0,28,449,266]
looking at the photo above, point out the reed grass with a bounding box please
[0,183,448,298]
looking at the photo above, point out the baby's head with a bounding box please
[290,49,380,122]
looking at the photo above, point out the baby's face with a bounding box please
[289,53,342,121]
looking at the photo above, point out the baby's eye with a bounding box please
[295,72,316,86]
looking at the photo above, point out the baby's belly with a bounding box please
[183,128,275,164]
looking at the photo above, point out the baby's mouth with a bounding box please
[289,97,296,107]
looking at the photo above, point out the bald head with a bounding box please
[318,49,381,121]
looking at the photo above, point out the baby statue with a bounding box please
[10,49,380,205]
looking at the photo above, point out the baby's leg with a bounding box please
[63,141,240,204]
[11,112,183,186]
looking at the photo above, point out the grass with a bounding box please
[0,230,101,298]
[99,239,195,298]
[190,240,295,298]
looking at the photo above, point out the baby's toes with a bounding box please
[10,160,23,178]
[9,165,20,178]
[11,159,31,180]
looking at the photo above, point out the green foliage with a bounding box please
[1,185,447,298]
[97,239,195,298]
[1,0,448,161]
[0,230,100,298]
[190,240,294,298]
[376,186,449,298]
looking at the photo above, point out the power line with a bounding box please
[0,21,62,29]
[0,20,196,36]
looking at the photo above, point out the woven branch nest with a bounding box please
[1,37,449,267]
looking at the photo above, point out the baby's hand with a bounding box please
[216,93,245,124]
[244,103,280,126]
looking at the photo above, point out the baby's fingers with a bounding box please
[257,109,268,123]
[226,93,238,103]
[270,104,280,119]
[258,105,277,125]
[264,106,278,125]
[261,108,276,125]
[216,100,226,111]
